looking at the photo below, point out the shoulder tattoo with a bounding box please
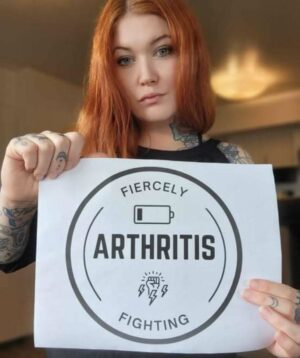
[217,142,254,164]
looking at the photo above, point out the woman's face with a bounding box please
[113,13,178,127]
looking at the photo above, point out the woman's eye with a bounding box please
[156,46,173,57]
[117,57,133,66]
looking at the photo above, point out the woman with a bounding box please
[0,0,299,357]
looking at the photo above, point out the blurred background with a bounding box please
[0,0,299,357]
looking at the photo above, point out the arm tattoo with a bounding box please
[0,206,36,264]
[169,122,199,150]
[2,207,36,228]
[217,142,254,164]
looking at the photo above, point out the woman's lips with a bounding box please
[141,94,164,105]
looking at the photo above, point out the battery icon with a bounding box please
[134,205,175,224]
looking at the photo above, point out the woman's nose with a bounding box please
[138,58,158,86]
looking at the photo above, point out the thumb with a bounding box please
[84,152,109,158]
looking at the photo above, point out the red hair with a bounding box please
[77,0,215,157]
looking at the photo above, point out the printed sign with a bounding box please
[35,159,281,353]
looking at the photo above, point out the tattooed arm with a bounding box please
[0,197,37,264]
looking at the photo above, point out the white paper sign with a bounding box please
[35,159,281,354]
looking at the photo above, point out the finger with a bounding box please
[11,135,51,178]
[8,136,38,172]
[63,132,85,170]
[24,134,55,179]
[267,331,300,358]
[241,288,296,320]
[40,131,71,179]
[259,306,300,344]
[267,340,291,358]
[248,279,299,304]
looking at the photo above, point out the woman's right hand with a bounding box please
[0,131,85,205]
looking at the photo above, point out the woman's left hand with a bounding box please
[242,279,300,357]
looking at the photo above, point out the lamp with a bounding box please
[211,49,281,101]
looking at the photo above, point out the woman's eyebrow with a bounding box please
[113,34,171,53]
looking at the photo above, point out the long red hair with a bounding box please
[77,0,215,157]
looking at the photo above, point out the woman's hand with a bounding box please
[242,279,300,357]
[0,131,85,204]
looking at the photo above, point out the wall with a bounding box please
[211,90,300,136]
[209,90,300,167]
[0,65,82,163]
[0,65,81,342]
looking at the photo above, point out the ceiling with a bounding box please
[0,0,299,103]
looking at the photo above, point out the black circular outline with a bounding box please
[66,167,242,344]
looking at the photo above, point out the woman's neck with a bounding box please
[138,120,200,150]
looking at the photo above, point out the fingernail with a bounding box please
[240,288,250,299]
[244,280,251,288]
[248,279,259,289]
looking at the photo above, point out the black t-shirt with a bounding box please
[0,138,238,358]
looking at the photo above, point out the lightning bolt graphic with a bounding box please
[138,284,145,297]
[161,284,168,297]
[149,289,157,305]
